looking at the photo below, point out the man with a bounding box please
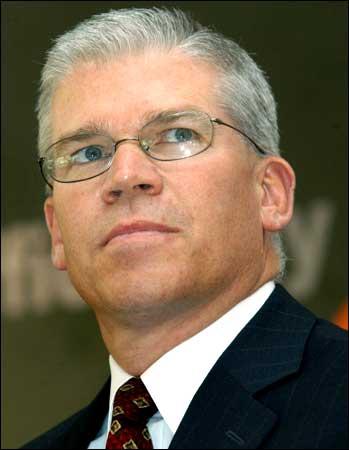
[22,7,347,449]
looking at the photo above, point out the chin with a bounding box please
[108,275,204,322]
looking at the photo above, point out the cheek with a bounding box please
[176,160,261,253]
[54,190,96,259]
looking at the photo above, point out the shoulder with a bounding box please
[256,286,348,447]
[276,283,348,374]
[20,378,110,449]
[305,316,348,375]
[19,407,88,449]
[289,318,348,447]
[311,315,348,343]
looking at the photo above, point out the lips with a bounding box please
[103,220,181,246]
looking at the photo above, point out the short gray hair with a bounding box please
[36,6,287,279]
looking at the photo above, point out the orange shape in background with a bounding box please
[332,299,348,330]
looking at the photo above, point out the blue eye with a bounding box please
[72,146,105,164]
[164,128,196,143]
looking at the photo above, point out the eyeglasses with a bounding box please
[38,109,266,188]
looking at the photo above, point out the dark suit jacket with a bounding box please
[21,284,348,449]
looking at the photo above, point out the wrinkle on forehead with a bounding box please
[54,105,212,143]
[51,50,222,143]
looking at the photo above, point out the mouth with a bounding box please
[103,220,181,246]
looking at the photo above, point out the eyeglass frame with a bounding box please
[38,111,267,189]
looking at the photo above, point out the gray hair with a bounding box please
[36,6,287,279]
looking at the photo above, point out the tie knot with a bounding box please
[112,377,157,424]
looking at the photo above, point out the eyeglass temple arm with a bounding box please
[211,118,267,155]
[38,157,54,189]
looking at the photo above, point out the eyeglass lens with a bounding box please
[43,110,214,183]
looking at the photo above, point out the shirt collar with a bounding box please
[108,281,275,434]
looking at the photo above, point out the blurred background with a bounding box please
[2,1,347,448]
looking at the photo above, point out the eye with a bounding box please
[162,128,198,143]
[71,145,108,164]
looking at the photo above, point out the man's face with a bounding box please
[46,50,266,322]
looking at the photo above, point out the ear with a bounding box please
[258,157,296,232]
[44,196,67,270]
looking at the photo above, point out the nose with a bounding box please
[100,138,164,204]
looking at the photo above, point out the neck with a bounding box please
[94,261,277,376]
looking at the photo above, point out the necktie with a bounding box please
[106,377,158,449]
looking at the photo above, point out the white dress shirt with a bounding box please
[88,281,275,449]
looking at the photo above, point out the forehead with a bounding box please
[51,50,221,140]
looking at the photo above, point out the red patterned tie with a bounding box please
[106,377,158,449]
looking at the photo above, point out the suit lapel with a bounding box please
[169,371,277,449]
[170,284,316,449]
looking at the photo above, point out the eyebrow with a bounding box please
[54,105,203,143]
[56,120,114,142]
